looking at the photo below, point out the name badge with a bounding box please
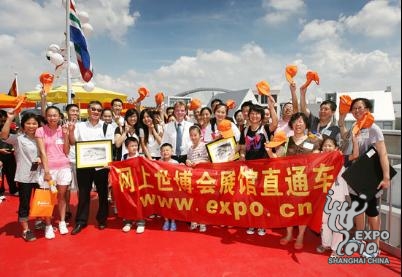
[322,129,332,137]
[56,138,64,145]
[303,142,314,150]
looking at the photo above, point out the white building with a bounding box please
[328,90,396,130]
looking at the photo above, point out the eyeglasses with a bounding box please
[352,106,366,112]
[90,107,103,112]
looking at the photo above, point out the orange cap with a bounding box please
[226,99,236,110]
[39,72,54,95]
[352,112,374,135]
[339,95,352,115]
[155,92,165,105]
[135,87,150,103]
[301,71,320,90]
[256,80,270,96]
[285,65,298,84]
[13,96,27,114]
[265,131,287,148]
[188,98,201,111]
[217,119,234,138]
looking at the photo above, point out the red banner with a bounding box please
[109,151,343,232]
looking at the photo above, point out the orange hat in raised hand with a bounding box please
[135,87,150,103]
[285,65,298,84]
[256,80,270,96]
[155,92,165,105]
[352,112,374,135]
[226,99,236,110]
[13,96,27,114]
[217,119,234,139]
[39,72,54,95]
[188,98,201,111]
[301,71,320,90]
[339,95,352,115]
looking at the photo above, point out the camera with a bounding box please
[0,140,14,153]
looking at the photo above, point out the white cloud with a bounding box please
[298,20,342,42]
[262,0,305,24]
[340,0,401,38]
[93,40,400,107]
[76,0,140,42]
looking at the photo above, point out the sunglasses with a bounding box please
[90,107,103,112]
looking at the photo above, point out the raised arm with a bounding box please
[40,88,47,118]
[0,110,16,140]
[267,95,278,133]
[338,112,348,139]
[290,82,299,113]
[299,85,310,117]
[62,122,70,155]
[114,125,127,148]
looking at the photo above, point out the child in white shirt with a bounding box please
[185,125,209,232]
[160,143,179,231]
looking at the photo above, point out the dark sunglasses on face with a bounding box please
[90,107,103,112]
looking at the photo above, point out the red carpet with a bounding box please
[0,191,400,277]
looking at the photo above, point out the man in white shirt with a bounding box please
[68,101,114,235]
[161,101,193,163]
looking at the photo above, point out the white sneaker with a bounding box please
[257,228,266,236]
[59,221,68,235]
[122,223,132,233]
[362,250,381,258]
[246,228,255,235]
[45,225,55,239]
[190,222,198,230]
[136,225,145,234]
[199,224,207,232]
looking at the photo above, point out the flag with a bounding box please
[8,77,18,97]
[69,0,93,82]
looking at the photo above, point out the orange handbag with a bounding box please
[29,189,57,217]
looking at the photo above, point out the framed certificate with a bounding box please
[206,137,239,163]
[76,140,113,169]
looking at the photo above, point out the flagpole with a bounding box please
[66,0,73,104]
[14,72,18,96]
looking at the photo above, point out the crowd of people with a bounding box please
[0,83,392,259]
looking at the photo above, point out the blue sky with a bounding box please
[0,0,400,106]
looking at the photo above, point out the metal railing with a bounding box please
[379,130,401,257]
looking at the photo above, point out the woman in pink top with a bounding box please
[36,106,71,237]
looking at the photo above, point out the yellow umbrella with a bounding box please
[23,83,128,103]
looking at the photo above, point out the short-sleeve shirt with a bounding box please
[286,136,321,156]
[5,134,39,183]
[35,125,70,169]
[308,113,340,143]
[239,125,272,160]
[342,123,384,156]
[187,142,209,164]
[276,119,294,137]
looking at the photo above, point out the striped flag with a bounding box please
[8,77,18,97]
[69,0,93,82]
